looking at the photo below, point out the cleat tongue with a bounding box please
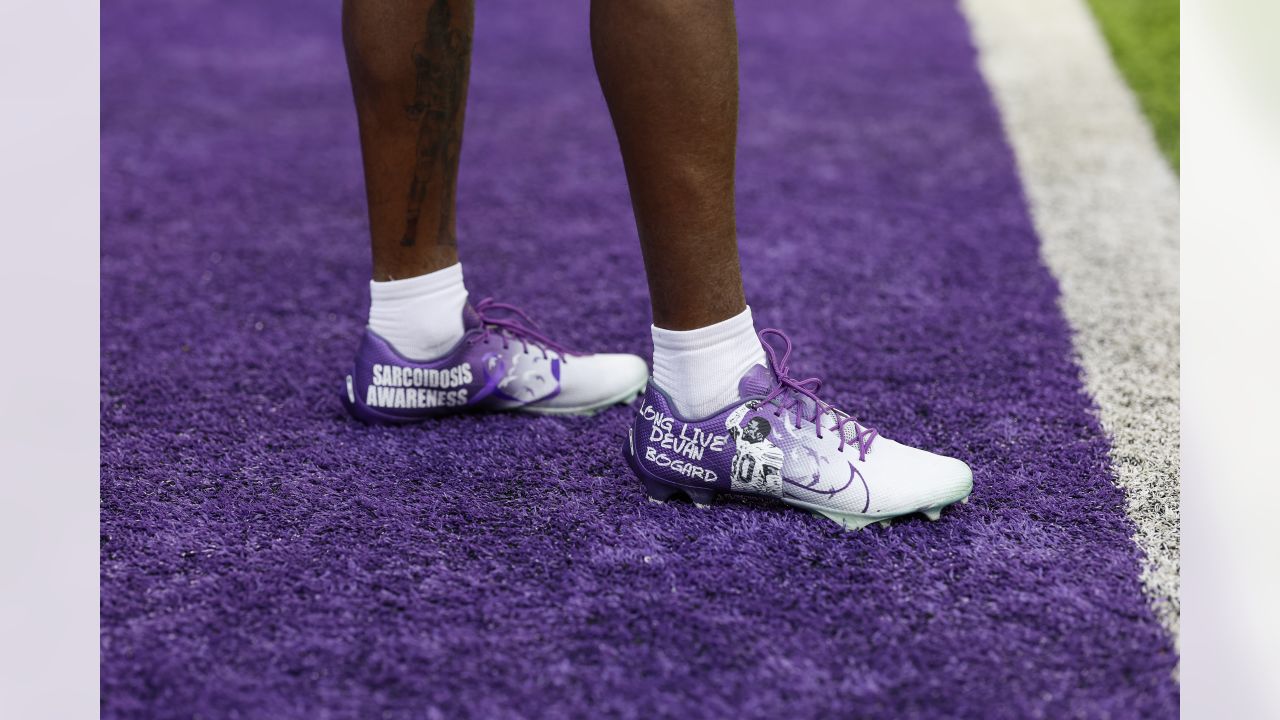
[461,303,483,331]
[737,364,775,399]
[738,363,822,420]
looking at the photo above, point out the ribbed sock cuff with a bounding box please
[368,263,468,360]
[651,306,766,419]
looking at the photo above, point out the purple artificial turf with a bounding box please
[100,0,1179,716]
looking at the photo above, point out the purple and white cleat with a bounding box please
[343,298,648,422]
[626,329,973,530]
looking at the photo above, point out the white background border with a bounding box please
[0,0,101,717]
[1,0,1278,716]
[1181,0,1280,715]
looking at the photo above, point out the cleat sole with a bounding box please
[784,492,971,532]
[639,475,681,502]
[638,476,717,505]
[683,486,718,506]
[920,491,972,521]
[629,447,719,506]
[783,497,884,531]
[813,510,879,531]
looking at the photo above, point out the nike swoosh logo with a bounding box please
[783,462,871,512]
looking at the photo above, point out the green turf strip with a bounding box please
[1084,0,1180,170]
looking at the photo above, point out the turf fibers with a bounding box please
[1084,0,1179,169]
[101,0,1179,716]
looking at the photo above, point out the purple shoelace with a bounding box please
[469,297,578,359]
[758,328,878,461]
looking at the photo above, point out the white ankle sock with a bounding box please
[651,306,767,419]
[368,263,469,360]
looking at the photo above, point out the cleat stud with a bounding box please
[640,476,680,503]
[809,509,877,532]
[684,487,718,506]
[923,508,942,521]
[960,495,971,505]
[877,519,893,529]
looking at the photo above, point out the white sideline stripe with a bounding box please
[959,0,1181,644]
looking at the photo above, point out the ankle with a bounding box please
[651,306,765,419]
[367,262,468,360]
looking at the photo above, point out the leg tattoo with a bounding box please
[401,1,471,247]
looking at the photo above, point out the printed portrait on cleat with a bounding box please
[725,402,784,496]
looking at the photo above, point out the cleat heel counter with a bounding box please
[626,385,722,506]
